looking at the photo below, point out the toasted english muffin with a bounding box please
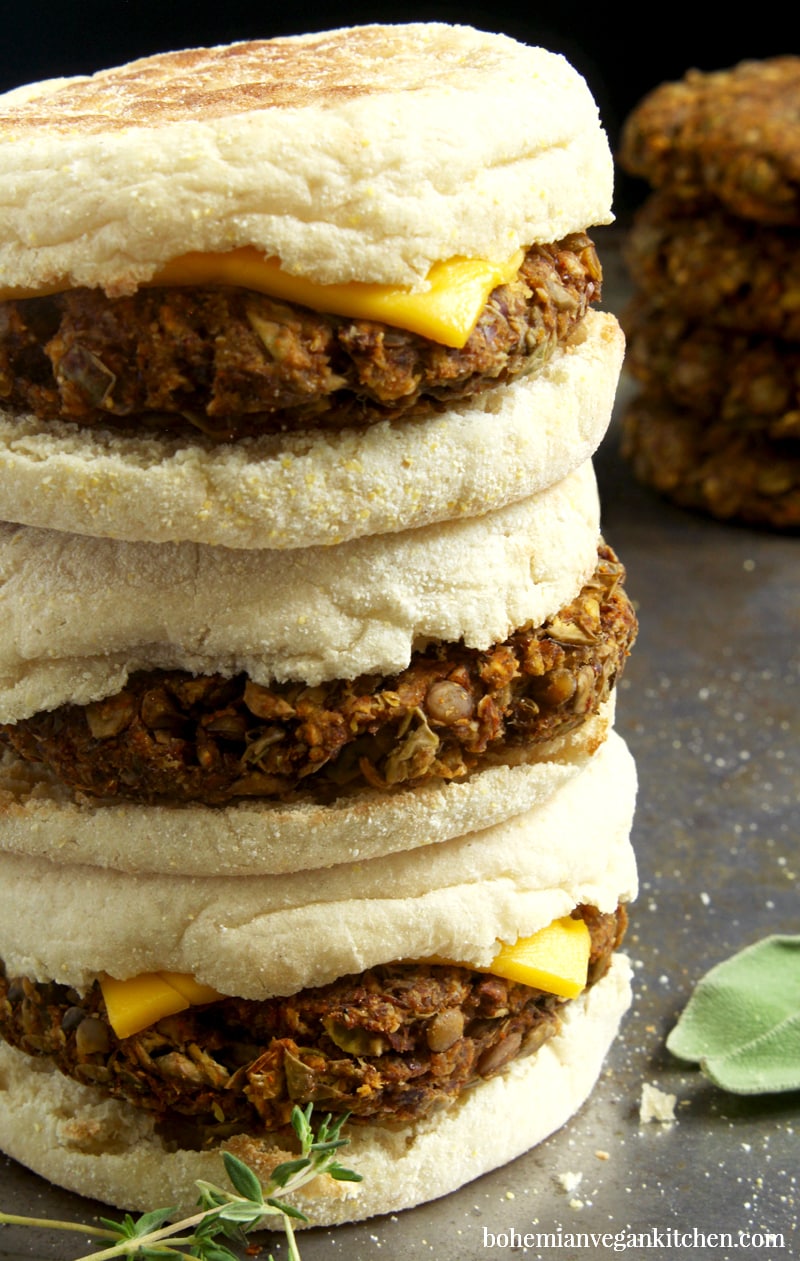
[0,25,612,295]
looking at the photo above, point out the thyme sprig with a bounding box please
[0,1104,361,1260]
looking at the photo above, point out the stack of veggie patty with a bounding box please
[619,56,800,529]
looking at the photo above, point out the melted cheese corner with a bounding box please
[100,971,223,1041]
[487,916,591,998]
[151,247,525,348]
[98,914,590,1041]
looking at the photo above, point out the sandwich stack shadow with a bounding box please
[0,25,638,1226]
[618,56,800,530]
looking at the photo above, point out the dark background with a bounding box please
[2,1,799,212]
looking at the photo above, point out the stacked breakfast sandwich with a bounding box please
[0,25,637,1224]
[619,56,800,529]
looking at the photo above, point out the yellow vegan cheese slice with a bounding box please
[100,971,222,1040]
[158,971,224,1006]
[429,917,591,997]
[99,914,590,1040]
[487,916,591,998]
[151,247,524,348]
[0,248,524,349]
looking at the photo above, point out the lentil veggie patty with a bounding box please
[619,56,800,226]
[0,545,636,804]
[0,905,625,1135]
[624,194,800,343]
[0,235,600,442]
[623,297,800,439]
[621,394,800,530]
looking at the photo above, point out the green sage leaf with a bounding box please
[667,934,800,1093]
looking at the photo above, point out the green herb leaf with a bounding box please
[216,1217,252,1245]
[2,1104,360,1261]
[221,1152,264,1203]
[110,1212,139,1238]
[131,1207,180,1236]
[265,1197,310,1221]
[307,1139,348,1156]
[328,1165,364,1182]
[195,1245,242,1261]
[195,1184,228,1213]
[312,1113,346,1143]
[270,1157,312,1187]
[667,934,800,1093]
[98,1216,129,1236]
[291,1103,313,1145]
[217,1202,267,1224]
